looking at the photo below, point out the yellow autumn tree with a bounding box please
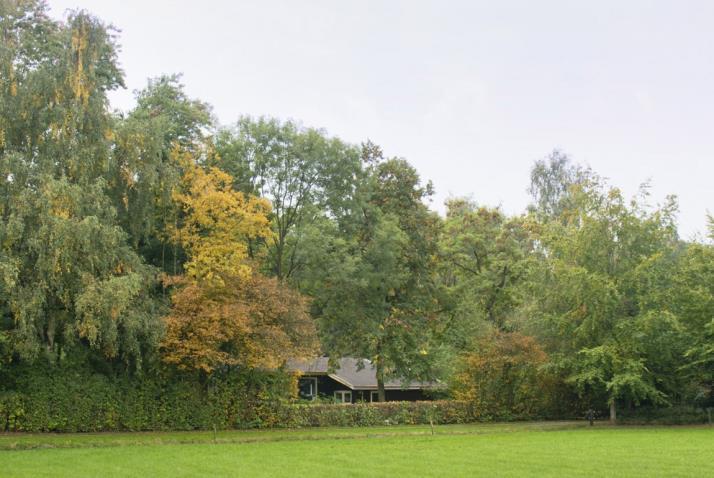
[168,148,272,285]
[161,148,318,373]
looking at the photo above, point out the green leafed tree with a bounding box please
[303,149,444,401]
[211,117,362,281]
[527,158,684,420]
[110,74,213,275]
[528,150,593,221]
[0,2,162,369]
[440,199,534,340]
[667,241,714,408]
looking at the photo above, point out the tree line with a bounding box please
[1,2,712,420]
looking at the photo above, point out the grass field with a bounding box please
[1,422,712,477]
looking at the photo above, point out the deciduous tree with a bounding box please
[529,176,681,421]
[0,3,162,368]
[306,153,444,401]
[161,156,317,373]
[212,117,361,280]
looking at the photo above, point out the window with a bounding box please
[298,377,318,400]
[370,391,379,402]
[334,390,352,404]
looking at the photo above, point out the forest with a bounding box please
[1,1,712,430]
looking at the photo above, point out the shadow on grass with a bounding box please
[0,421,594,451]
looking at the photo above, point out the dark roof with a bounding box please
[288,357,440,391]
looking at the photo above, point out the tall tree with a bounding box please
[0,3,162,368]
[167,148,272,285]
[438,200,542,410]
[528,150,592,220]
[305,152,444,401]
[667,241,714,408]
[528,177,682,421]
[440,199,533,338]
[110,75,213,274]
[212,117,361,280]
[161,154,317,374]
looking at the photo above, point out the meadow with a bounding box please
[1,422,712,477]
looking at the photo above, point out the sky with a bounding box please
[47,0,714,239]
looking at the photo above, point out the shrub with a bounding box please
[277,400,479,428]
[617,405,711,425]
[11,362,707,432]
[0,365,293,432]
[452,331,557,419]
[0,362,485,432]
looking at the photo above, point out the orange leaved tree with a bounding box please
[453,331,553,418]
[160,150,318,373]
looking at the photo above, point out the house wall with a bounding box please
[384,389,431,401]
[300,375,435,403]
[315,375,347,399]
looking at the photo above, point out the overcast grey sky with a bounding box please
[48,0,713,239]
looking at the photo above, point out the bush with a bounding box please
[10,364,708,432]
[617,405,712,425]
[0,365,293,432]
[0,365,469,432]
[280,400,478,428]
[451,332,557,419]
[0,362,487,432]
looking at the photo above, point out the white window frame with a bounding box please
[298,377,318,400]
[334,390,352,404]
[370,391,380,402]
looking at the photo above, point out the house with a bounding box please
[289,357,441,403]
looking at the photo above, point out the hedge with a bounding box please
[277,400,481,428]
[4,366,707,432]
[617,405,713,425]
[0,366,295,432]
[0,366,487,432]
[0,386,480,432]
[0,364,490,432]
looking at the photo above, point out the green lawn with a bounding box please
[1,423,712,477]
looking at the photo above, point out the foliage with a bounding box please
[0,363,482,432]
[669,243,714,406]
[1,0,713,430]
[616,405,712,425]
[440,200,533,338]
[161,273,318,373]
[0,364,294,432]
[161,154,317,373]
[282,400,478,428]
[527,176,686,417]
[212,117,361,279]
[305,153,445,400]
[0,2,162,368]
[168,151,272,285]
[527,150,593,220]
[452,331,554,418]
[109,74,212,272]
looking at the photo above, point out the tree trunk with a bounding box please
[609,400,617,423]
[375,358,386,402]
